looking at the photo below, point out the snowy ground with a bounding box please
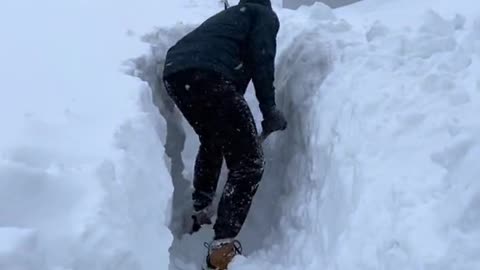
[1,0,480,270]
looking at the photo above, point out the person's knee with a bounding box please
[230,153,265,182]
[253,146,265,176]
[250,156,265,181]
[199,139,223,158]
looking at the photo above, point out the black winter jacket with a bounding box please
[163,0,280,116]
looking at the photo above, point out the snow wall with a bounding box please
[130,2,480,270]
[0,1,177,269]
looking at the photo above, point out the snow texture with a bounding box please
[0,0,182,269]
[1,0,480,270]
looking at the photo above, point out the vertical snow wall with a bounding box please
[131,2,480,270]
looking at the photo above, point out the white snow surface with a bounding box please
[1,0,480,270]
[0,0,195,269]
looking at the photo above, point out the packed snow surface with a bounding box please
[1,0,480,270]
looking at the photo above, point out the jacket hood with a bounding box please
[239,0,272,7]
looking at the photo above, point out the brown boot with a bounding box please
[204,239,242,270]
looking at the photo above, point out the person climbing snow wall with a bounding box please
[162,0,287,269]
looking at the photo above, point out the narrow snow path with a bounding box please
[131,4,345,269]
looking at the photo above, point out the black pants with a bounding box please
[164,69,265,239]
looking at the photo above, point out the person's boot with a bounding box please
[203,238,242,270]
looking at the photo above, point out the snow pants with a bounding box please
[163,69,265,239]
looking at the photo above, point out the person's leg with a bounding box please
[203,84,264,270]
[192,134,223,211]
[213,89,265,240]
[164,70,225,214]
[188,133,223,233]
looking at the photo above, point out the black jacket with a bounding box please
[163,0,280,116]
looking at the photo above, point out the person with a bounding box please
[162,0,287,269]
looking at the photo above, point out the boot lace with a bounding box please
[204,240,243,255]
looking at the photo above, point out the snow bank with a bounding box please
[336,0,480,28]
[0,0,207,269]
[235,2,480,270]
[0,228,46,270]
[133,1,480,270]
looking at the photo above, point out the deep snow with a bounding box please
[1,0,480,270]
[0,0,184,269]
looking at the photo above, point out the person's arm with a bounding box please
[247,8,280,117]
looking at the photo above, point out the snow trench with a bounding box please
[131,2,480,270]
[129,4,342,269]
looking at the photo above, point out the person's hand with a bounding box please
[261,107,287,134]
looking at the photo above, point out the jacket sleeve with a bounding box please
[247,8,280,117]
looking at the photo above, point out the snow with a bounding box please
[247,2,480,269]
[0,228,46,270]
[0,0,192,269]
[336,0,480,28]
[2,0,480,270]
